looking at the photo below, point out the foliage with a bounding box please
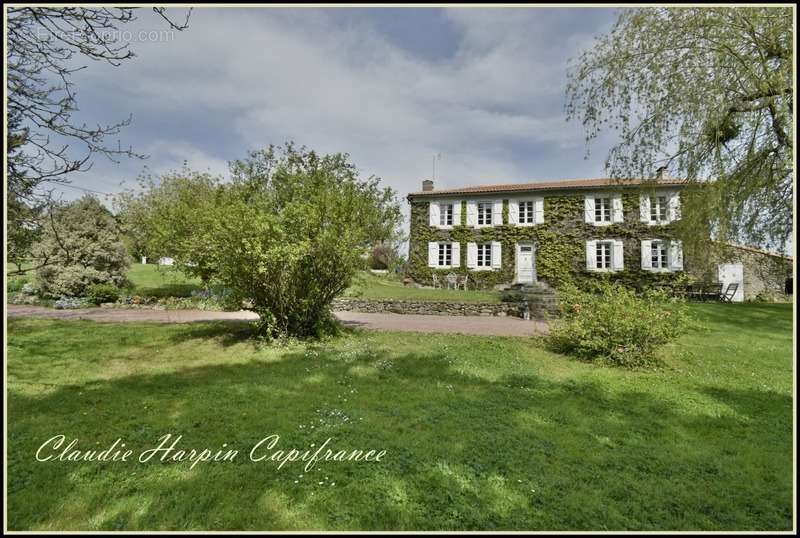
[566,7,793,251]
[547,282,691,368]
[33,196,130,298]
[116,144,402,338]
[407,193,689,290]
[115,167,222,283]
[85,283,122,305]
[53,296,91,310]
[366,243,398,270]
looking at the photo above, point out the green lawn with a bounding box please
[126,265,502,303]
[126,263,202,297]
[343,271,502,302]
[6,303,793,531]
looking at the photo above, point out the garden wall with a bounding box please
[331,297,524,317]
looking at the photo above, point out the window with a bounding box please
[477,243,492,267]
[650,241,668,269]
[477,202,493,226]
[519,200,535,224]
[595,197,611,223]
[439,203,453,226]
[438,243,452,266]
[650,196,668,223]
[596,242,612,269]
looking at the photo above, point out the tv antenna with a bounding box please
[432,153,442,180]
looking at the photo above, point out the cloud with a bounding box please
[55,6,619,230]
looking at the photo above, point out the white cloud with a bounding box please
[62,7,617,231]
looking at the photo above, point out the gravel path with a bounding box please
[6,304,548,337]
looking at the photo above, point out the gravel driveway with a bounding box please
[6,304,548,337]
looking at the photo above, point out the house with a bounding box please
[700,243,793,301]
[406,174,690,290]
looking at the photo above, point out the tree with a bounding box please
[6,7,191,268]
[115,165,222,283]
[33,196,130,298]
[565,7,792,252]
[116,144,403,338]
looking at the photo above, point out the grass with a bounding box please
[343,271,502,303]
[6,302,793,531]
[125,263,202,298]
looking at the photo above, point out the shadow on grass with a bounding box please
[6,328,793,532]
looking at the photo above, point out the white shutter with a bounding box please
[534,197,545,224]
[612,194,624,223]
[584,196,595,224]
[427,242,438,267]
[492,199,503,226]
[586,240,597,270]
[641,240,652,270]
[466,201,478,227]
[668,191,681,222]
[508,199,519,225]
[429,201,440,227]
[612,240,625,270]
[669,240,684,271]
[451,242,460,268]
[466,242,477,269]
[640,194,651,223]
[491,241,502,269]
[452,201,462,227]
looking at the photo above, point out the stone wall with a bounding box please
[331,297,524,317]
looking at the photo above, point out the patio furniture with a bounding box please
[721,282,739,302]
[456,274,469,291]
[432,274,440,289]
[702,282,724,301]
[445,273,458,290]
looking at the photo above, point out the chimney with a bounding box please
[422,179,434,192]
[655,166,670,181]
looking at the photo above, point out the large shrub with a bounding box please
[33,196,130,298]
[116,144,402,339]
[547,282,690,368]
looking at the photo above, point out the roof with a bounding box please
[724,242,793,261]
[407,177,689,198]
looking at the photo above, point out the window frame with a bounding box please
[437,242,453,267]
[476,243,492,268]
[594,196,612,223]
[595,241,613,270]
[439,202,454,227]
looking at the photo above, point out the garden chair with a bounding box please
[431,274,439,289]
[456,274,468,291]
[445,273,458,290]
[721,282,739,302]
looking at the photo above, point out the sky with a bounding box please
[46,6,622,226]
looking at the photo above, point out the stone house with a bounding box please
[406,176,691,290]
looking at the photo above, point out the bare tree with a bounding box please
[6,6,191,270]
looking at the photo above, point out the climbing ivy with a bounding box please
[408,190,690,290]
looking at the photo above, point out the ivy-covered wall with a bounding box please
[407,190,691,290]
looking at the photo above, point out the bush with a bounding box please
[7,276,29,293]
[85,283,122,305]
[54,296,90,310]
[367,243,397,270]
[33,196,130,298]
[547,282,691,368]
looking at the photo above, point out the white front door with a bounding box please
[718,263,744,302]
[516,244,535,283]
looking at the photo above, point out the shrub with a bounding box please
[547,282,691,368]
[85,283,122,305]
[367,243,397,270]
[7,276,29,293]
[54,296,90,310]
[33,196,130,298]
[116,144,402,339]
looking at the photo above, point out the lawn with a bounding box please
[342,271,501,303]
[126,264,502,303]
[126,263,203,298]
[6,303,793,531]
